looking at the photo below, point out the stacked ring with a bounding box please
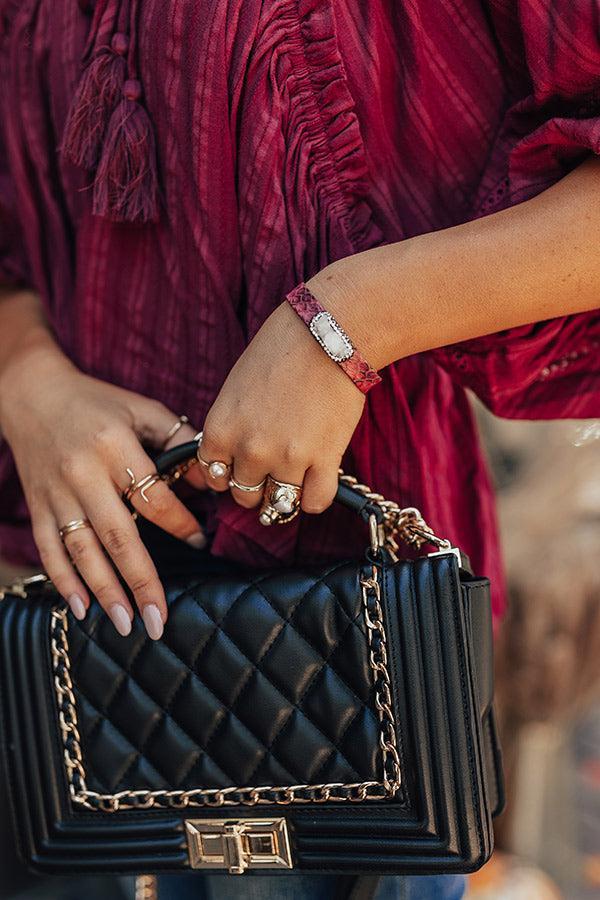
[228,476,266,493]
[123,468,164,503]
[59,518,91,541]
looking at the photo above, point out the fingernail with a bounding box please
[66,593,86,621]
[186,530,206,549]
[142,603,164,641]
[108,603,132,637]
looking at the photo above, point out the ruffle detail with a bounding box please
[275,0,384,256]
[442,2,600,419]
[432,310,600,419]
[214,0,384,568]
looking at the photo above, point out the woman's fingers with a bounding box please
[120,442,206,547]
[127,394,191,449]
[32,513,90,621]
[80,483,167,639]
[130,476,206,547]
[127,393,206,489]
[301,462,340,514]
[46,498,136,636]
[201,417,339,515]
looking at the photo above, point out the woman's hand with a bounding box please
[0,340,205,640]
[200,295,365,514]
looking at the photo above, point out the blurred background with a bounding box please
[1,403,599,899]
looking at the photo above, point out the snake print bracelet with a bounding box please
[286,283,382,394]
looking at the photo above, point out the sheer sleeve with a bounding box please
[432,1,600,419]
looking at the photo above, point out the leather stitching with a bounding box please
[252,576,370,716]
[72,627,250,789]
[114,614,222,791]
[76,690,166,792]
[178,613,290,788]
[243,611,362,787]
[240,578,367,782]
[179,580,364,786]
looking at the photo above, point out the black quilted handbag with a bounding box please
[0,440,504,896]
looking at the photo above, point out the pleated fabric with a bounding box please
[1,0,599,620]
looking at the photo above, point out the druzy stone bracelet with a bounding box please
[286,283,382,394]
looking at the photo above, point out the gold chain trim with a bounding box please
[337,472,451,558]
[48,564,400,812]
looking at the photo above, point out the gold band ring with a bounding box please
[59,519,91,541]
[229,475,267,494]
[259,476,302,526]
[123,468,164,504]
[161,415,189,449]
[195,431,231,480]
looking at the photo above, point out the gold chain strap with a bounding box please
[337,472,451,558]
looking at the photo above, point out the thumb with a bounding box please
[125,392,207,489]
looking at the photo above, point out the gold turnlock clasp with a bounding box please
[185,818,293,874]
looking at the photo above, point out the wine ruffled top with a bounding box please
[1,0,599,619]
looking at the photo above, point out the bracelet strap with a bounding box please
[286,283,382,394]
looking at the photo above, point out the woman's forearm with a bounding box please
[0,289,63,384]
[0,289,73,427]
[308,156,600,370]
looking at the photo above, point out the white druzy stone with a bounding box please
[310,313,353,361]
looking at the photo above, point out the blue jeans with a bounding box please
[155,874,467,899]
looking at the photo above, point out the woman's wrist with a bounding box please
[305,259,387,370]
[305,250,417,371]
[0,322,73,435]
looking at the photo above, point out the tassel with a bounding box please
[92,78,159,224]
[61,33,129,169]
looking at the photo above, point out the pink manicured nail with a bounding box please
[66,593,86,621]
[142,604,164,641]
[186,530,206,549]
[108,603,132,637]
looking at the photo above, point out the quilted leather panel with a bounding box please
[67,562,382,794]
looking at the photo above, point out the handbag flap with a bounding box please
[63,562,384,805]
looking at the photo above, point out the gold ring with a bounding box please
[196,432,231,480]
[123,468,164,503]
[229,475,266,494]
[161,415,189,449]
[259,476,302,526]
[59,519,91,541]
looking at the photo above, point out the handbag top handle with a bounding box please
[156,439,453,560]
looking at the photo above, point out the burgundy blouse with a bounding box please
[1,0,599,621]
